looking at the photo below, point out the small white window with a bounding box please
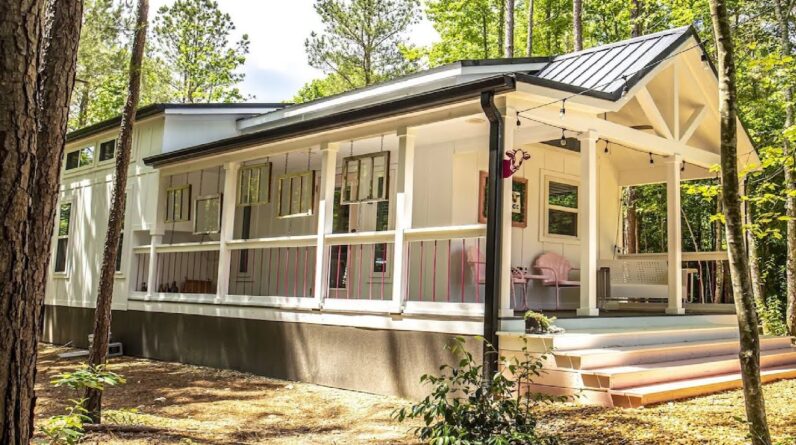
[543,175,579,239]
[276,171,314,218]
[194,194,222,234]
[65,146,94,170]
[165,184,191,222]
[54,203,72,272]
[238,162,271,205]
[99,139,116,162]
[341,152,389,204]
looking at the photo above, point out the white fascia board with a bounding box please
[163,107,283,115]
[237,66,465,131]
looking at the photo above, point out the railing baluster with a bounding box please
[461,239,465,303]
[432,240,437,302]
[357,244,363,300]
[447,240,451,302]
[419,241,424,301]
[476,238,481,304]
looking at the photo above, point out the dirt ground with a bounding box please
[34,344,796,445]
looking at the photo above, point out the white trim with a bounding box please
[325,230,396,246]
[403,301,485,317]
[539,171,580,243]
[404,224,486,241]
[322,298,395,314]
[227,235,317,250]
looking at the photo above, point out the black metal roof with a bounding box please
[532,26,695,99]
[66,102,289,142]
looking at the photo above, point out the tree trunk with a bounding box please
[626,187,638,254]
[0,2,45,442]
[84,0,149,424]
[773,0,796,337]
[709,1,772,443]
[497,0,505,57]
[76,81,89,128]
[525,0,533,56]
[573,0,583,51]
[504,0,514,58]
[631,0,643,37]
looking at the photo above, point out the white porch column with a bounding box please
[577,130,599,316]
[666,154,685,315]
[314,142,339,307]
[499,107,515,317]
[392,127,415,312]
[216,161,240,302]
[146,231,163,297]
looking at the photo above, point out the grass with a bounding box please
[34,344,796,444]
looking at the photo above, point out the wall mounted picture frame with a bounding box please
[478,171,528,228]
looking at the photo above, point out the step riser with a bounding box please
[558,338,794,370]
[586,350,796,390]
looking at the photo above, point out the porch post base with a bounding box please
[576,308,599,317]
[665,307,686,315]
[499,308,515,318]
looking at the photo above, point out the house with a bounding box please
[43,26,796,406]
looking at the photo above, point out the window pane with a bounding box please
[373,243,388,273]
[279,178,291,215]
[78,146,94,167]
[115,233,123,271]
[239,169,250,204]
[548,181,578,208]
[548,209,578,237]
[54,238,68,272]
[373,154,387,199]
[99,140,116,161]
[65,151,80,170]
[173,189,182,220]
[58,204,71,236]
[290,176,302,213]
[258,165,270,203]
[195,196,220,233]
[332,188,349,234]
[358,156,373,201]
[343,159,358,202]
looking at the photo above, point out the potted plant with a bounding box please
[523,311,561,334]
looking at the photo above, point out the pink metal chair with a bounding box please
[532,252,581,310]
[466,246,527,309]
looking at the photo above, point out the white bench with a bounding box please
[597,260,695,307]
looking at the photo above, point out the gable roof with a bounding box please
[136,25,713,167]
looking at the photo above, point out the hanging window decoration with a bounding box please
[194,194,222,234]
[238,162,271,206]
[165,184,191,222]
[341,151,390,204]
[276,150,315,218]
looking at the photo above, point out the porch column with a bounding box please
[577,130,599,316]
[392,127,415,313]
[146,231,163,297]
[499,107,515,317]
[314,142,339,308]
[216,161,240,302]
[666,154,685,315]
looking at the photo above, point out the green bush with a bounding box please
[758,297,788,336]
[394,336,563,445]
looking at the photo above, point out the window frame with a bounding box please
[64,145,96,172]
[276,170,315,218]
[340,151,390,204]
[541,172,580,242]
[53,201,73,275]
[193,193,222,235]
[237,162,272,206]
[98,138,117,163]
[165,184,192,223]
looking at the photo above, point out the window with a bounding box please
[99,139,116,162]
[341,152,389,204]
[194,194,222,234]
[238,162,271,205]
[165,184,191,222]
[65,146,94,170]
[329,188,349,289]
[544,176,579,238]
[54,203,72,272]
[238,206,252,274]
[276,171,314,218]
[373,200,389,273]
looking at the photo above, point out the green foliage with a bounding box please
[394,337,562,444]
[51,363,126,392]
[40,400,91,445]
[758,297,789,336]
[153,0,250,103]
[298,0,420,98]
[523,311,561,334]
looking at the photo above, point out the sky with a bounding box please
[149,0,440,103]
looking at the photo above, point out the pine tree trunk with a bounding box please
[497,0,505,57]
[525,0,533,56]
[773,0,796,337]
[84,0,149,424]
[504,0,514,58]
[572,0,583,51]
[631,0,643,37]
[0,2,45,442]
[709,0,772,443]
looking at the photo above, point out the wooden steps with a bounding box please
[499,326,796,407]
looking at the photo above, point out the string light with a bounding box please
[516,116,522,127]
[649,152,654,166]
[604,140,610,154]
[701,53,710,70]
[559,99,567,119]
[560,129,567,146]
[621,76,630,98]
[681,161,686,172]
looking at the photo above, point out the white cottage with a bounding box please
[44,27,796,406]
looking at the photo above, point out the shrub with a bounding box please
[523,311,564,334]
[394,336,563,445]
